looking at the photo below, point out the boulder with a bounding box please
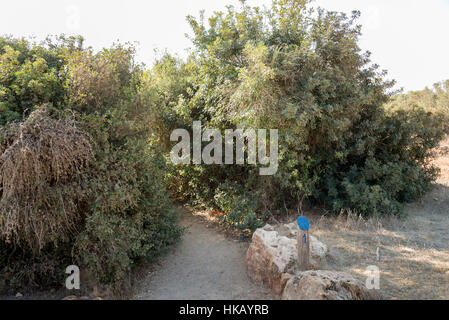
[277,223,328,259]
[246,223,328,295]
[62,295,103,300]
[282,270,380,300]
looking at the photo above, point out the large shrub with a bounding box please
[0,38,182,292]
[0,36,83,125]
[0,107,92,252]
[147,0,445,220]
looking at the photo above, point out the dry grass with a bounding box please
[196,195,449,299]
[305,204,448,300]
[298,137,449,300]
[195,138,449,300]
[189,138,449,300]
[0,106,92,251]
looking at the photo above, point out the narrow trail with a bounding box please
[134,210,276,300]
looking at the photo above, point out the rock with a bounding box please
[245,228,294,294]
[282,270,380,300]
[246,223,328,295]
[280,273,294,293]
[277,223,328,259]
[62,295,103,300]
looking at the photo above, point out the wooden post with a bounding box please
[297,216,310,271]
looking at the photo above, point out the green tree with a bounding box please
[0,38,182,292]
[148,0,445,218]
[386,79,449,131]
[0,36,84,124]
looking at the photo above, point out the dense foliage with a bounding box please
[0,36,82,125]
[385,79,449,131]
[0,0,446,293]
[146,0,445,223]
[0,36,182,292]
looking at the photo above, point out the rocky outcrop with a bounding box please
[246,223,380,300]
[245,223,328,295]
[62,295,103,300]
[282,270,380,300]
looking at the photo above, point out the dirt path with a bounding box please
[134,210,276,300]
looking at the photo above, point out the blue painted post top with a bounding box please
[297,216,310,231]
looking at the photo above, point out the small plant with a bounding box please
[214,182,265,232]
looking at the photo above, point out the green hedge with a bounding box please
[0,37,182,293]
[146,0,445,221]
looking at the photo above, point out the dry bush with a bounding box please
[66,45,135,114]
[0,106,93,252]
[0,40,183,293]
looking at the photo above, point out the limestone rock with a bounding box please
[282,270,380,300]
[246,223,328,295]
[277,223,328,259]
[62,295,103,300]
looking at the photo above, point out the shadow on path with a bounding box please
[134,209,276,300]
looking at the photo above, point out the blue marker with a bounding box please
[297,216,310,231]
[297,216,310,244]
[297,216,311,270]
